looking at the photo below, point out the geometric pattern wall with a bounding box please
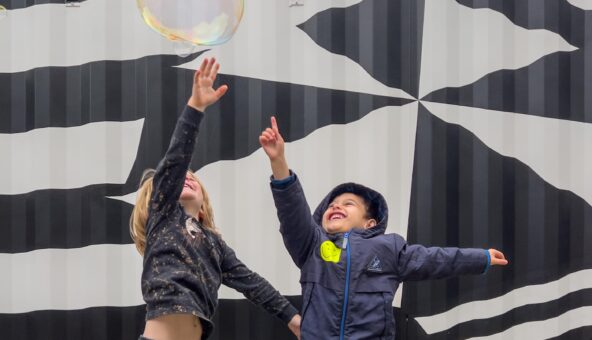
[1,0,590,339]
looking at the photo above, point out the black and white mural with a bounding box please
[0,0,590,339]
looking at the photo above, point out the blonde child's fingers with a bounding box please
[211,63,220,81]
[203,58,213,76]
[193,69,201,84]
[199,58,209,74]
[215,85,228,98]
[211,64,219,81]
[205,57,216,77]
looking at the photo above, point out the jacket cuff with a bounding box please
[482,249,491,274]
[270,170,296,189]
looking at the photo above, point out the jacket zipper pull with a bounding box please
[342,232,349,249]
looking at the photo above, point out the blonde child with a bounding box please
[130,59,301,340]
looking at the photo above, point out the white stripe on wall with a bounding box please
[467,306,592,340]
[423,101,592,207]
[0,119,144,195]
[566,0,592,10]
[415,269,592,334]
[419,0,577,98]
[0,244,144,314]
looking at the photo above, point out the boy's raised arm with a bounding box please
[260,117,319,268]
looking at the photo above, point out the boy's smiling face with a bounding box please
[322,193,376,234]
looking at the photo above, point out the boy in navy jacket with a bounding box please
[259,117,508,340]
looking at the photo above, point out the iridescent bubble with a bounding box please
[137,0,244,46]
[174,40,197,57]
[0,6,7,21]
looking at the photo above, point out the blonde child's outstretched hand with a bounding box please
[287,314,301,340]
[489,249,509,266]
[187,57,228,112]
[259,116,290,180]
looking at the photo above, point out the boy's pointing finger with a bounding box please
[271,116,280,134]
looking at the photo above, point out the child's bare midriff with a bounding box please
[143,313,203,340]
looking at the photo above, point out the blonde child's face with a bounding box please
[322,193,375,234]
[180,172,204,213]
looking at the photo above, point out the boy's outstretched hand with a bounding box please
[259,117,290,180]
[489,249,509,266]
[187,57,228,112]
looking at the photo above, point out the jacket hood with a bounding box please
[313,182,389,238]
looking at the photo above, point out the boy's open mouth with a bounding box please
[329,212,346,221]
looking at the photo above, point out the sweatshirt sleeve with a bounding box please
[148,106,204,231]
[220,239,299,324]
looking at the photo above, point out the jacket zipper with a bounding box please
[339,232,351,340]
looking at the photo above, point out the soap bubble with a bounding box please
[137,0,244,46]
[174,40,197,57]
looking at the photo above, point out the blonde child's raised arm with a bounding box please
[150,58,227,215]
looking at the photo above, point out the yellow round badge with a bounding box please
[320,241,342,263]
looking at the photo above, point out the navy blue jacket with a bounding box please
[270,173,489,340]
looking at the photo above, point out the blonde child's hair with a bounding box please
[129,169,217,255]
